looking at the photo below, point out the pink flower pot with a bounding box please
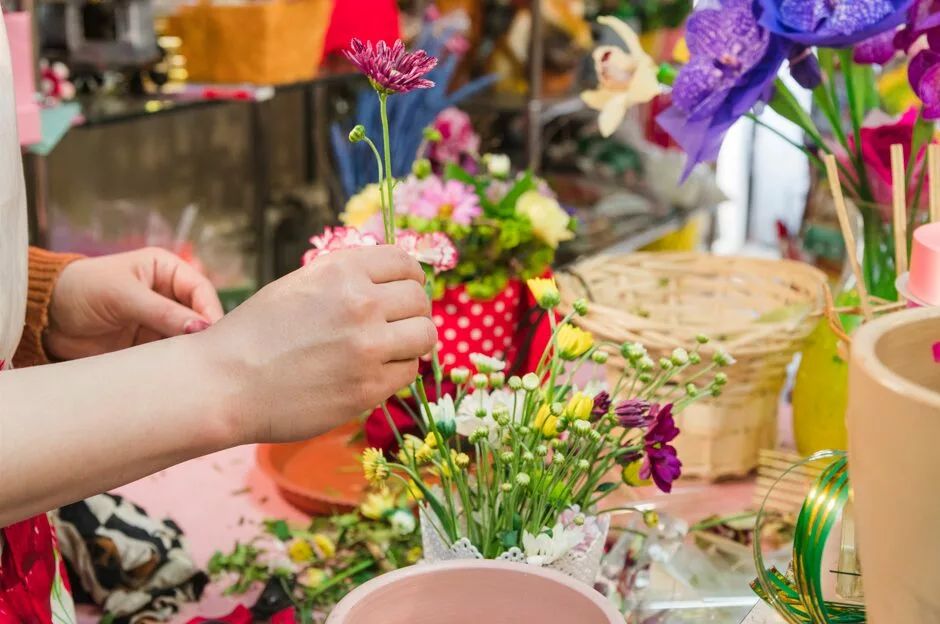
[326,560,622,624]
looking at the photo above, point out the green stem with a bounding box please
[362,136,388,240]
[838,49,873,203]
[379,93,396,245]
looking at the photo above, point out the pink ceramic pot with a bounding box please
[326,560,622,624]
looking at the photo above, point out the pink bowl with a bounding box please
[326,560,622,624]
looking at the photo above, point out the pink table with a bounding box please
[75,443,756,623]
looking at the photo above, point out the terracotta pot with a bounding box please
[847,307,940,623]
[326,560,622,624]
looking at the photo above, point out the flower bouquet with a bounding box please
[582,1,940,301]
[301,36,733,586]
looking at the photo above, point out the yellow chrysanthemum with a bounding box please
[534,404,559,438]
[362,447,389,485]
[415,444,434,465]
[396,434,425,464]
[360,489,395,520]
[557,325,594,360]
[424,432,439,449]
[406,479,424,501]
[339,183,383,228]
[565,392,594,421]
[313,533,336,559]
[287,538,314,563]
[299,568,328,588]
[527,277,560,308]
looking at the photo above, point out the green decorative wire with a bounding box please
[751,451,866,624]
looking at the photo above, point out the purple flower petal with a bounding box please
[758,0,914,47]
[672,57,730,117]
[344,38,438,94]
[789,48,822,89]
[854,30,899,64]
[910,50,940,119]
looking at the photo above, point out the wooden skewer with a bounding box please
[930,144,940,224]
[890,144,908,274]
[823,154,874,321]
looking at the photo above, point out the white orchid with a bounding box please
[522,523,585,566]
[581,16,660,137]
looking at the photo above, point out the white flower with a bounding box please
[423,394,457,427]
[456,388,525,443]
[522,523,584,566]
[470,353,507,374]
[580,379,608,398]
[485,153,511,178]
[389,509,417,535]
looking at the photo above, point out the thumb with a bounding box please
[122,287,211,338]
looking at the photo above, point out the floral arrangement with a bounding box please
[582,0,940,300]
[208,492,421,623]
[302,37,734,583]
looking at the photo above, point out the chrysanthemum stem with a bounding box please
[379,93,396,245]
[360,136,388,238]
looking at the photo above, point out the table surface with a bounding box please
[72,442,761,623]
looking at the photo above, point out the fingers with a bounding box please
[382,316,438,362]
[354,246,426,285]
[122,287,210,338]
[150,251,225,323]
[375,280,432,322]
[378,359,423,398]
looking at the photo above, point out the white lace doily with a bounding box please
[419,508,610,586]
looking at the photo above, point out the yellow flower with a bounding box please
[534,404,559,438]
[405,546,423,564]
[672,37,690,64]
[557,325,594,360]
[360,488,395,520]
[455,452,471,468]
[287,538,314,563]
[527,277,560,309]
[406,479,424,501]
[566,392,594,421]
[516,190,574,249]
[580,17,660,137]
[396,434,425,464]
[299,568,328,588]
[339,183,384,228]
[621,459,652,487]
[362,448,389,485]
[415,444,434,465]
[313,533,336,559]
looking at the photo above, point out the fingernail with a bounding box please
[184,319,211,334]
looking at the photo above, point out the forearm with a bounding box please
[0,333,239,526]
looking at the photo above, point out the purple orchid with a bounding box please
[344,39,438,95]
[909,49,940,118]
[854,0,940,63]
[657,0,788,179]
[757,0,914,47]
[639,403,682,493]
[788,47,823,89]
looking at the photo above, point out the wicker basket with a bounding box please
[171,0,335,86]
[557,253,826,480]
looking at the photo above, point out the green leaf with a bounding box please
[443,162,476,185]
[500,530,520,549]
[99,614,116,624]
[512,513,523,531]
[595,482,617,494]
[266,519,292,541]
[768,79,827,149]
[497,171,537,216]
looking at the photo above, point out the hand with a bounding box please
[46,248,224,361]
[196,245,436,443]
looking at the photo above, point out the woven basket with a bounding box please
[171,0,335,86]
[557,253,826,480]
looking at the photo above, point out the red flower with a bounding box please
[0,516,59,622]
[187,604,253,624]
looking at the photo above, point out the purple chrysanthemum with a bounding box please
[344,39,438,95]
[639,403,682,493]
[757,0,913,47]
[615,399,652,428]
[657,0,788,179]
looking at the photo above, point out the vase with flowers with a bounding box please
[302,36,734,591]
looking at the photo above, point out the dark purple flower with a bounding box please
[854,30,899,63]
[344,39,438,95]
[615,399,652,428]
[788,47,822,89]
[757,0,914,47]
[657,0,788,179]
[909,50,940,118]
[895,0,940,50]
[591,391,612,420]
[639,403,682,492]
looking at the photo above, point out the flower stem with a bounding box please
[379,93,396,245]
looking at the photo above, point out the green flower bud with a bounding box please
[685,383,699,397]
[589,430,602,442]
[659,358,674,371]
[500,451,514,463]
[671,348,689,366]
[638,373,653,384]
[423,127,443,142]
[643,510,660,528]
[553,452,567,464]
[577,459,590,471]
[572,420,591,436]
[450,367,470,384]
[638,357,655,372]
[412,158,432,179]
[490,372,506,389]
[573,298,589,316]
[591,350,609,364]
[508,376,523,391]
[522,373,540,392]
[500,482,513,493]
[535,445,548,457]
[522,451,535,462]
[714,372,728,386]
[348,125,366,143]
[469,427,489,444]
[714,350,735,366]
[472,373,489,389]
[550,402,564,416]
[689,352,702,365]
[515,473,531,487]
[695,334,710,344]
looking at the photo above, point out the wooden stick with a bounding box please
[891,144,908,274]
[930,144,940,223]
[823,154,874,321]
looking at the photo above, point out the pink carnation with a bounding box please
[429,107,480,168]
[396,230,458,274]
[411,178,482,225]
[302,227,378,265]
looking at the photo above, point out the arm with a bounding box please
[0,245,436,527]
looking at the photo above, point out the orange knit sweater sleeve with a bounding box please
[13,247,83,369]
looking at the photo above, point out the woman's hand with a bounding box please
[45,248,224,361]
[196,244,436,443]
